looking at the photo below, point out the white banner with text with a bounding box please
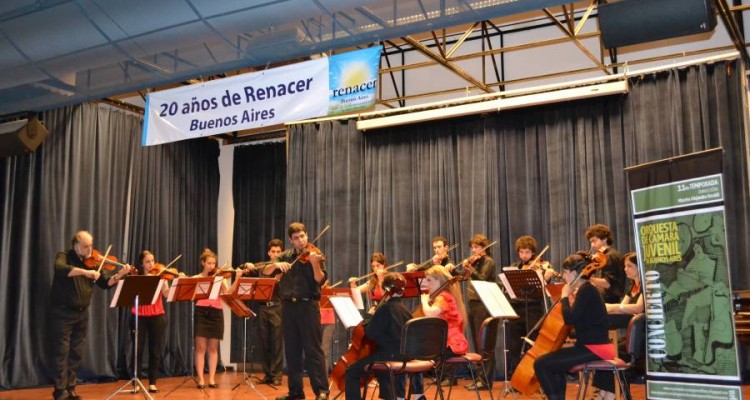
[142,46,381,146]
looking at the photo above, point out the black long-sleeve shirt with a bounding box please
[50,249,112,310]
[466,256,496,301]
[276,248,327,300]
[364,297,412,354]
[561,281,609,345]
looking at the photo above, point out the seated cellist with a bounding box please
[344,273,412,400]
[533,253,614,400]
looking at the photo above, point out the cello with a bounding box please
[329,276,404,391]
[509,248,608,396]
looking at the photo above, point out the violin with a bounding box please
[411,275,461,318]
[298,242,326,264]
[453,240,498,278]
[510,248,608,395]
[149,263,182,280]
[82,249,128,271]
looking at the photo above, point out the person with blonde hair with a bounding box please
[419,265,469,357]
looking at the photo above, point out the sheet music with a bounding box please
[498,273,517,299]
[208,276,223,300]
[471,280,518,319]
[167,277,180,302]
[351,287,364,310]
[110,279,126,308]
[151,279,165,305]
[329,296,364,329]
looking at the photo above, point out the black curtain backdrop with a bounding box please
[285,60,750,375]
[1,59,748,391]
[229,142,287,363]
[0,103,219,389]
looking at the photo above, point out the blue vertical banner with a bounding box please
[626,148,742,400]
[327,46,381,115]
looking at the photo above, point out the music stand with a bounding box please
[227,278,276,398]
[105,275,163,400]
[163,276,221,397]
[499,269,546,333]
[470,281,519,400]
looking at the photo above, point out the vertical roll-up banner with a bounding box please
[626,148,742,400]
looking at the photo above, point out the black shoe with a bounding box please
[277,394,305,400]
[465,381,489,391]
[315,392,329,400]
[53,390,67,400]
[197,384,206,389]
[67,389,81,399]
[208,383,219,388]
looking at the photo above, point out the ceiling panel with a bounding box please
[1,2,108,61]
[0,0,588,116]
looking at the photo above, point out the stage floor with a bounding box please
[0,372,655,400]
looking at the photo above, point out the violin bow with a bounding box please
[525,244,550,270]
[349,260,405,285]
[460,240,498,264]
[164,254,182,269]
[414,243,459,270]
[96,244,114,274]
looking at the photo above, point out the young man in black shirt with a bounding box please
[264,223,329,400]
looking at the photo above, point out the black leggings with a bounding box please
[130,314,167,384]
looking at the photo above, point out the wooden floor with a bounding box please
[0,372,653,400]
[5,373,750,400]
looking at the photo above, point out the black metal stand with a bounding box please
[105,295,154,400]
[498,319,519,400]
[231,315,268,399]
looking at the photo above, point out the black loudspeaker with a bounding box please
[0,118,49,158]
[598,0,717,48]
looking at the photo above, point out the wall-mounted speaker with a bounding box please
[0,118,49,158]
[598,0,717,49]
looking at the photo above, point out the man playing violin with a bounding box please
[49,230,133,400]
[406,236,454,272]
[243,238,285,386]
[459,234,496,391]
[264,222,329,400]
[506,235,554,381]
[584,224,625,304]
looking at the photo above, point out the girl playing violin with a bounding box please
[533,254,614,400]
[130,250,178,394]
[193,248,244,389]
[349,253,388,307]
